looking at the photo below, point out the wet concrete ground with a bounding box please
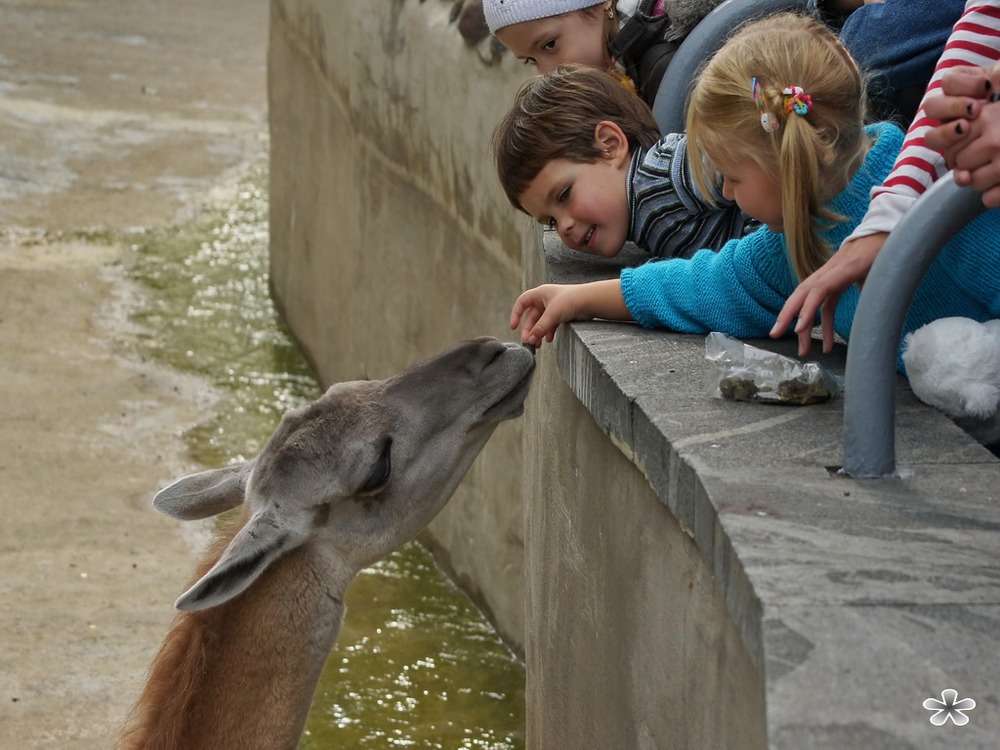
[0,1,269,746]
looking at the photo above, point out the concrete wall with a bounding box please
[522,317,766,748]
[267,0,531,649]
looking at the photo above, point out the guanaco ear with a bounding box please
[153,460,255,520]
[174,510,306,611]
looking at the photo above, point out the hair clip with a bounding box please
[782,86,812,116]
[752,77,779,133]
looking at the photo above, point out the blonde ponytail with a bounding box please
[686,13,869,281]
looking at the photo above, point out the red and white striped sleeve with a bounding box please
[846,0,1000,240]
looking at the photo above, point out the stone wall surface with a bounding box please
[268,1,1000,747]
[531,234,1000,749]
[267,0,532,649]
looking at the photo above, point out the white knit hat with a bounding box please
[483,0,604,35]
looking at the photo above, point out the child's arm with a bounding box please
[509,230,801,347]
[509,280,632,347]
[621,235,796,337]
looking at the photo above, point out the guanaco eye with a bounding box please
[359,438,392,495]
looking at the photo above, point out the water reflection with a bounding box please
[125,163,525,748]
[304,543,523,749]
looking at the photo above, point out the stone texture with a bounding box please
[267,0,532,650]
[533,230,1000,747]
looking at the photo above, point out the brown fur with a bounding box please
[116,517,242,750]
[116,511,339,749]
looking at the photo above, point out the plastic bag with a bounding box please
[704,332,843,405]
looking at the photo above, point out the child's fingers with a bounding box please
[509,296,525,330]
[980,183,1000,208]
[510,291,542,331]
[795,326,813,359]
[940,65,993,98]
[521,306,543,336]
[924,119,972,165]
[526,320,552,346]
[923,95,979,123]
[527,306,565,345]
[988,61,1000,98]
[952,168,973,187]
[951,127,1000,174]
[819,296,839,354]
[965,160,1000,197]
[771,283,813,338]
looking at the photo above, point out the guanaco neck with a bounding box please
[117,515,351,750]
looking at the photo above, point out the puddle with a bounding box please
[122,162,525,748]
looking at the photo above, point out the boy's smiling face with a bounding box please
[517,121,632,258]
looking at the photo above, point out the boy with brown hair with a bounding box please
[492,64,756,261]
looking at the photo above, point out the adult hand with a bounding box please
[770,232,887,357]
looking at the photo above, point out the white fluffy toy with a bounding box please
[902,317,1000,445]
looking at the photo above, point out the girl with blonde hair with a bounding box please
[508,13,1000,375]
[684,12,869,281]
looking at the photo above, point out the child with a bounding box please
[774,0,1000,357]
[493,64,757,261]
[481,0,725,103]
[508,13,1000,375]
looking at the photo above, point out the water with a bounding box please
[124,163,525,748]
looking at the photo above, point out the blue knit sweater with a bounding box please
[620,122,1000,374]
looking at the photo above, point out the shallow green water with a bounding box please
[123,164,525,748]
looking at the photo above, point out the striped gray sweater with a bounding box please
[626,132,758,259]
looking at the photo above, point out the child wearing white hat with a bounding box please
[481,0,722,104]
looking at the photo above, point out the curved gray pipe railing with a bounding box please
[843,175,986,478]
[652,0,810,135]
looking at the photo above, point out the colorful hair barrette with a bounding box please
[752,77,779,133]
[782,86,812,116]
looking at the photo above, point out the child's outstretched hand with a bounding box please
[509,280,630,347]
[509,284,579,348]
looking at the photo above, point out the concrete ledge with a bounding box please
[528,230,1000,747]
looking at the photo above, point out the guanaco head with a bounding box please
[152,337,535,611]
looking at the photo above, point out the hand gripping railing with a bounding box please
[651,0,809,135]
[842,175,987,477]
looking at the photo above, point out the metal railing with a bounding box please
[842,176,987,477]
